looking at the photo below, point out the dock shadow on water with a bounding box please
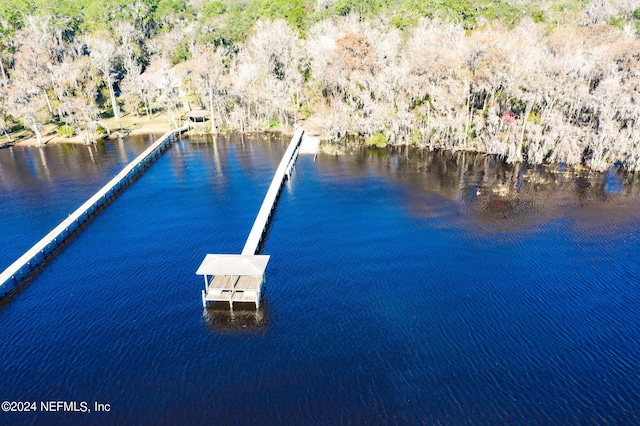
[203,303,270,335]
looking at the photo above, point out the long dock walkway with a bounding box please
[198,127,306,309]
[242,126,305,255]
[0,125,188,298]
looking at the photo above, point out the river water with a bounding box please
[0,134,639,424]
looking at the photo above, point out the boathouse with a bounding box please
[197,254,270,309]
[184,109,210,123]
[184,110,210,132]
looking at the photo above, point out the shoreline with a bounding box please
[3,113,327,148]
[3,113,175,148]
[1,114,627,175]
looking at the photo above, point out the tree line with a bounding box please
[1,0,640,170]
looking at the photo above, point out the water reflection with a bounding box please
[0,135,164,271]
[319,146,640,234]
[0,136,158,189]
[203,304,269,335]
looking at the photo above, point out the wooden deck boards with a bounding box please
[209,275,238,290]
[235,276,261,291]
[232,291,258,302]
[202,273,264,308]
[205,290,232,302]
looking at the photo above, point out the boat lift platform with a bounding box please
[197,254,270,309]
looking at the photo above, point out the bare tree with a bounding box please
[87,32,122,129]
[235,19,302,131]
[0,19,13,86]
[0,86,13,141]
[156,63,181,128]
[7,83,45,145]
[181,43,227,133]
[115,21,153,119]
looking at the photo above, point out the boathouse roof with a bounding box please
[196,254,270,277]
[184,110,210,121]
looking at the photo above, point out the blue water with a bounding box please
[0,136,159,271]
[1,135,639,424]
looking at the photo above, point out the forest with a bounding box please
[1,0,640,170]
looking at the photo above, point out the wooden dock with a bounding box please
[242,126,305,256]
[199,127,306,309]
[197,254,270,309]
[0,125,189,299]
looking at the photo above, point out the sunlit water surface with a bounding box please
[0,134,639,424]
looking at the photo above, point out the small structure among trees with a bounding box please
[184,109,210,133]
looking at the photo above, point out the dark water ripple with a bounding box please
[1,139,640,423]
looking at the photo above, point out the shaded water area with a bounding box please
[1,134,639,424]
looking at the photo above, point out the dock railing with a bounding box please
[0,125,188,298]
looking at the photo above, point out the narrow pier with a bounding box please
[198,127,306,309]
[242,127,305,256]
[0,125,188,298]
